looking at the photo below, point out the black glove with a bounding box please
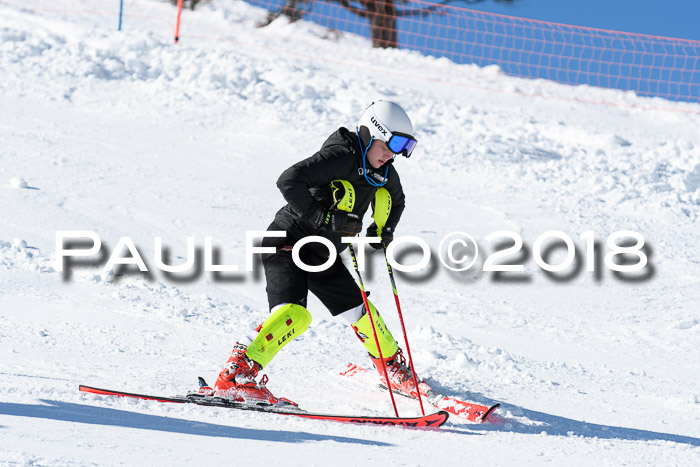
[310,208,362,236]
[366,223,394,249]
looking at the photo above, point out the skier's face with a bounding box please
[367,140,396,169]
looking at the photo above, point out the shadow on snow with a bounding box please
[418,379,699,445]
[454,392,700,446]
[0,399,391,446]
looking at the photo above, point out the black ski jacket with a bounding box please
[273,127,406,254]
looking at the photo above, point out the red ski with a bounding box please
[340,364,499,423]
[79,385,449,428]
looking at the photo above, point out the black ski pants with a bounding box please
[261,222,363,315]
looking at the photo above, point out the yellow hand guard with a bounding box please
[371,187,392,236]
[331,179,356,213]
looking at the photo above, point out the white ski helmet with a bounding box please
[357,100,417,158]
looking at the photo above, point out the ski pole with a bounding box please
[370,187,425,415]
[118,0,123,31]
[348,244,400,418]
[174,0,184,43]
[382,245,426,416]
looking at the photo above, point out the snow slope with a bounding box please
[1,0,699,465]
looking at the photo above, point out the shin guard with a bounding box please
[246,304,312,369]
[351,300,398,359]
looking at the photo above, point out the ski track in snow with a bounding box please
[1,0,700,465]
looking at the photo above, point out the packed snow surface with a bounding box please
[1,0,699,465]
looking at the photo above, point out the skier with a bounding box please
[214,100,419,405]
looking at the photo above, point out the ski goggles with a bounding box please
[386,132,418,158]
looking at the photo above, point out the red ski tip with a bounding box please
[79,385,187,403]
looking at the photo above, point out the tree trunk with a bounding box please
[365,0,398,48]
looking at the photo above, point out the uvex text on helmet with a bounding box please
[357,101,414,148]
